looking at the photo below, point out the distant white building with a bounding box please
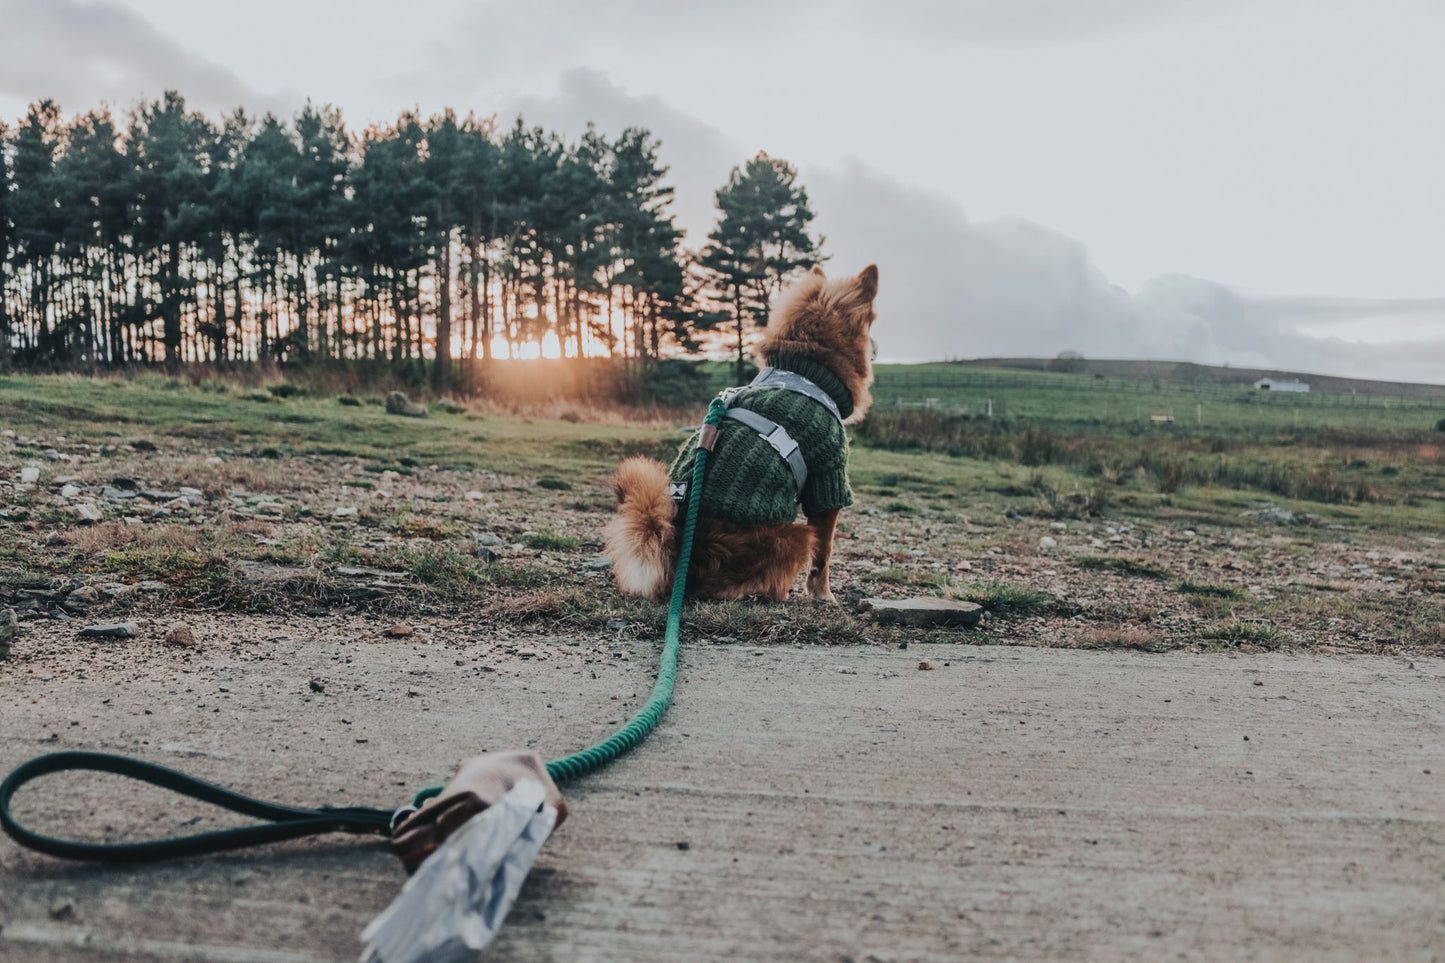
[1253,378,1310,392]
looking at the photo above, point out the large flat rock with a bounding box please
[1,621,1442,961]
[860,596,984,627]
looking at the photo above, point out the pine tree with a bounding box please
[702,152,823,381]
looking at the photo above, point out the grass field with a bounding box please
[1,368,1443,655]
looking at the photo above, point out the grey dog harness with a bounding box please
[670,367,844,504]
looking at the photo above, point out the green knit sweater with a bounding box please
[668,354,854,525]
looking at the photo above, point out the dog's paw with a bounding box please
[809,587,838,604]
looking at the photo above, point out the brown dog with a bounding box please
[604,264,879,602]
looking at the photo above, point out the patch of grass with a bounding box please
[883,501,915,514]
[1078,625,1167,652]
[537,477,573,491]
[957,580,1053,616]
[401,544,480,587]
[521,530,581,551]
[1077,555,1172,580]
[1176,578,1245,599]
[1197,620,1286,649]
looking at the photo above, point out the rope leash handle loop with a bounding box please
[0,750,393,862]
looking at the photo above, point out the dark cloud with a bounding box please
[0,0,271,115]
[506,69,740,246]
[811,160,1445,381]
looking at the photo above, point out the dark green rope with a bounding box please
[541,396,725,783]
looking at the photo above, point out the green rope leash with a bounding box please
[411,396,727,806]
[0,398,727,859]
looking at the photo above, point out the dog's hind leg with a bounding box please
[804,508,841,602]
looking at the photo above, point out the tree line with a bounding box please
[0,92,823,389]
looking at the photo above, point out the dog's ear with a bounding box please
[855,264,879,302]
[809,264,826,279]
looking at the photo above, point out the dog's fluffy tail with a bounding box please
[603,456,676,600]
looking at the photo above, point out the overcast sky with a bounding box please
[2,0,1443,381]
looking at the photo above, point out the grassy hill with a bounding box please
[964,357,1445,399]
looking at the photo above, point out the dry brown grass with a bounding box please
[62,522,203,557]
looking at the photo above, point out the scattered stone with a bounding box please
[65,586,105,609]
[235,561,309,584]
[42,449,65,462]
[385,623,414,638]
[179,486,205,500]
[20,466,40,484]
[102,486,137,500]
[204,455,224,465]
[59,483,81,498]
[464,491,486,501]
[384,391,428,418]
[164,623,197,647]
[74,503,104,523]
[1038,535,1058,552]
[1243,506,1299,526]
[335,566,410,579]
[255,502,285,516]
[859,597,984,629]
[122,516,143,526]
[332,506,359,518]
[472,532,505,548]
[79,622,137,638]
[584,556,613,572]
[0,607,16,659]
[918,660,935,670]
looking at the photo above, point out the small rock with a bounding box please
[65,586,105,609]
[860,597,984,628]
[384,391,428,418]
[918,660,935,670]
[332,506,359,518]
[385,623,414,638]
[1038,535,1058,552]
[204,455,224,465]
[59,483,81,498]
[20,466,40,484]
[163,623,197,647]
[472,532,505,548]
[1242,506,1298,526]
[79,622,137,638]
[584,556,612,572]
[0,607,17,659]
[102,486,137,500]
[308,678,326,693]
[178,486,205,499]
[464,491,485,501]
[121,516,143,526]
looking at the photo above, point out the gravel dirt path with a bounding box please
[2,622,1442,961]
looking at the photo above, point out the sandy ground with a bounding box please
[2,621,1443,962]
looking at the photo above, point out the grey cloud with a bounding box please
[0,0,271,116]
[506,68,742,245]
[811,160,1445,382]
